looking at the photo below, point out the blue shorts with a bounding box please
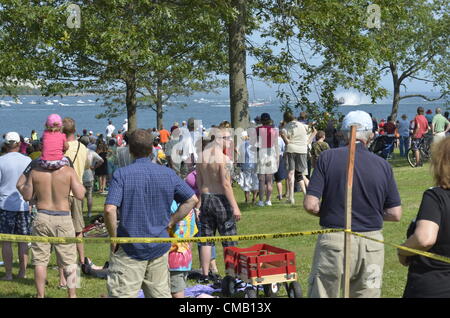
[411,138,423,151]
[0,209,32,235]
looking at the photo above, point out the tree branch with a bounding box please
[399,53,436,82]
[409,75,436,83]
[399,93,446,101]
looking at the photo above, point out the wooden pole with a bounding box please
[343,125,357,298]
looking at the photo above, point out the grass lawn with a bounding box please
[0,150,433,298]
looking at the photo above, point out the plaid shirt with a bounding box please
[106,157,194,261]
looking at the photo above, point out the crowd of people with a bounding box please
[0,105,449,298]
[369,107,449,163]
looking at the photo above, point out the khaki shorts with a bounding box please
[170,271,188,294]
[107,247,171,298]
[69,196,84,233]
[31,212,77,267]
[308,230,384,298]
[285,152,308,174]
[83,181,93,198]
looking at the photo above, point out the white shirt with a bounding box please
[82,150,103,184]
[283,120,310,154]
[122,123,128,132]
[106,124,115,137]
[0,152,31,211]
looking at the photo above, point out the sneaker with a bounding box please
[256,201,265,207]
[197,275,210,284]
[208,272,222,289]
[265,201,272,206]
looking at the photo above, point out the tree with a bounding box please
[1,1,232,131]
[228,0,250,129]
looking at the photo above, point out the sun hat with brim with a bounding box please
[46,113,63,127]
[261,113,271,121]
[342,110,373,131]
[4,132,20,144]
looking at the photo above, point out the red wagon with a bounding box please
[222,244,302,298]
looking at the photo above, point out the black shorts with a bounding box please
[199,194,238,247]
[411,138,422,151]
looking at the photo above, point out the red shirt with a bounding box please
[256,125,277,148]
[116,134,123,147]
[384,122,396,135]
[414,115,429,138]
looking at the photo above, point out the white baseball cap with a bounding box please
[342,110,373,131]
[4,132,20,144]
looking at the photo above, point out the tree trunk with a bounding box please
[391,83,401,122]
[390,62,400,121]
[126,73,137,132]
[228,0,249,129]
[156,78,163,130]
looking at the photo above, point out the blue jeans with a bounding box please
[399,136,410,157]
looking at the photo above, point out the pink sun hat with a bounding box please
[46,113,63,128]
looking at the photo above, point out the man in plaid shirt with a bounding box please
[104,129,198,298]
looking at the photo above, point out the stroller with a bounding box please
[369,135,395,159]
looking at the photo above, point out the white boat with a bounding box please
[59,103,68,106]
[77,100,85,104]
[44,101,54,105]
[52,99,59,102]
[194,98,210,104]
[0,101,11,107]
[87,99,95,103]
[30,100,37,105]
[249,101,267,107]
[14,98,23,104]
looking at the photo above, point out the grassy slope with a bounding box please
[0,151,433,298]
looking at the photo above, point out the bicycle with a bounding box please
[407,136,432,168]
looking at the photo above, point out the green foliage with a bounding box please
[249,0,449,121]
[0,1,235,127]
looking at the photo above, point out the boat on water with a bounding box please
[30,100,37,105]
[77,100,85,104]
[249,101,268,107]
[194,98,210,104]
[334,97,346,105]
[44,101,54,105]
[0,101,11,107]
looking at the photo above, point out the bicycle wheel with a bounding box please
[420,148,429,163]
[407,148,417,167]
[422,144,431,161]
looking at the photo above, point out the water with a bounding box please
[0,94,445,138]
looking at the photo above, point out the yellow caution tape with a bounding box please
[347,230,450,265]
[0,229,343,244]
[3,229,449,264]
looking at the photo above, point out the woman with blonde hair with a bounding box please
[399,136,450,297]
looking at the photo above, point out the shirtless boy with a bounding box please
[196,127,241,282]
[17,163,85,298]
